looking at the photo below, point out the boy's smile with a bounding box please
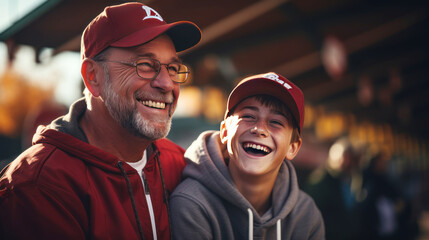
[242,142,272,156]
[222,97,301,177]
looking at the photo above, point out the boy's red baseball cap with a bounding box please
[81,2,201,59]
[225,72,305,133]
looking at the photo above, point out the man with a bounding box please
[0,2,201,240]
[170,72,325,239]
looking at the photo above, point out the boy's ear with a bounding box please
[220,120,228,144]
[81,58,102,97]
[285,138,302,161]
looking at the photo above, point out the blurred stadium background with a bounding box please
[0,0,428,239]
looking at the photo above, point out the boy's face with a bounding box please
[221,97,302,177]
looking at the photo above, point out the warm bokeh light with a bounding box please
[0,70,53,136]
[328,141,346,171]
[174,86,203,117]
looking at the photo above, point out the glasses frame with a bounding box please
[98,57,190,83]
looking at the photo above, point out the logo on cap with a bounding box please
[142,6,164,22]
[263,73,292,89]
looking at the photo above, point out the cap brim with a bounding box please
[227,78,301,131]
[110,21,201,52]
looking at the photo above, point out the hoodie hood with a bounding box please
[32,99,118,172]
[33,125,122,173]
[182,130,300,226]
[32,98,160,173]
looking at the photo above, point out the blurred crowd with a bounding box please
[300,137,424,240]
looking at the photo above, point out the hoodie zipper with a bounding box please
[142,171,158,240]
[142,171,150,194]
[117,146,170,240]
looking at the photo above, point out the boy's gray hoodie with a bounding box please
[170,131,325,240]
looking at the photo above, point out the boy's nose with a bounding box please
[250,125,268,137]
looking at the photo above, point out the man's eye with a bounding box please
[168,64,180,73]
[137,60,155,71]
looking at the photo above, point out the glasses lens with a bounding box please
[135,58,189,83]
[136,58,158,79]
[169,64,189,83]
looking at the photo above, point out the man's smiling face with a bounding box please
[100,34,180,140]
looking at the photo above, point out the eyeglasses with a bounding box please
[99,57,190,83]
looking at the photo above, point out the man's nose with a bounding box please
[151,66,175,92]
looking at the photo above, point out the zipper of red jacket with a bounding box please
[117,145,171,240]
[141,170,158,240]
[154,150,172,239]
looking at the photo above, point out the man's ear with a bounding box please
[81,58,102,97]
[220,120,228,144]
[285,138,302,161]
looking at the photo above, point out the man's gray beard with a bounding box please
[102,70,172,140]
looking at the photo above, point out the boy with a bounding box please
[170,72,325,239]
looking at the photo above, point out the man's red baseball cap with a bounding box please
[81,2,202,59]
[225,72,305,133]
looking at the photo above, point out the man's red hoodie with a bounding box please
[0,98,185,240]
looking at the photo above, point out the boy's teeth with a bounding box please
[142,100,165,109]
[244,143,270,153]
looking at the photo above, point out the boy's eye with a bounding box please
[241,114,255,120]
[271,120,284,126]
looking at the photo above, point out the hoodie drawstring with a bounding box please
[117,161,145,240]
[116,146,171,240]
[248,208,253,240]
[247,208,282,240]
